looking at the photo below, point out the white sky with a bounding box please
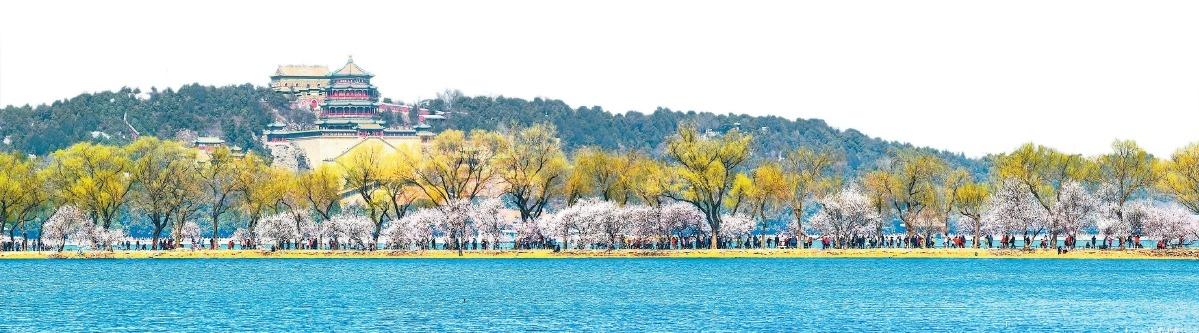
[1,0,1197,157]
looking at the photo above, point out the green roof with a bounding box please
[194,137,224,144]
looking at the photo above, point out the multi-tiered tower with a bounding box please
[321,57,377,117]
[265,57,432,169]
[312,56,386,136]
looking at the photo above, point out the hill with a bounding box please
[430,93,986,175]
[0,84,986,175]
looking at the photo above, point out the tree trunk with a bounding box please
[372,221,382,252]
[152,225,165,251]
[210,214,220,250]
[709,210,721,250]
[792,203,805,237]
[58,235,68,252]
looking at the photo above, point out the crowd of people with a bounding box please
[0,232,1186,253]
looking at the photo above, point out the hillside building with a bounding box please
[270,65,330,110]
[265,57,434,169]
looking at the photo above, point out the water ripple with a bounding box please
[0,258,1196,331]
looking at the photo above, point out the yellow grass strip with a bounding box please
[2,248,1197,260]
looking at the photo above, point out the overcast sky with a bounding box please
[1,0,1197,157]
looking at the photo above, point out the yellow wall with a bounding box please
[280,136,422,169]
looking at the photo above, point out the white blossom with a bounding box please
[1141,203,1199,247]
[85,226,126,251]
[41,205,125,251]
[438,199,476,251]
[471,198,510,249]
[620,204,657,242]
[267,143,307,170]
[1098,201,1151,238]
[514,216,547,246]
[324,213,374,249]
[255,212,301,246]
[543,199,620,249]
[383,208,439,250]
[542,209,576,248]
[180,220,203,241]
[1051,181,1099,236]
[581,200,625,249]
[810,187,881,248]
[719,214,755,238]
[41,205,91,251]
[659,201,704,240]
[982,179,1049,239]
[230,228,253,245]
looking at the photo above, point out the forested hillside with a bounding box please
[0,84,985,175]
[428,93,985,175]
[0,84,302,155]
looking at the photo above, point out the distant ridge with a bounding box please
[0,84,984,176]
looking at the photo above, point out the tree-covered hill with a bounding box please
[0,84,304,155]
[429,94,986,175]
[0,84,986,175]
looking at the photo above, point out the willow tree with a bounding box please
[339,142,394,247]
[275,170,313,243]
[1098,140,1160,223]
[861,170,893,236]
[994,143,1094,247]
[234,154,287,248]
[495,124,568,222]
[664,125,752,249]
[0,152,48,243]
[47,142,133,229]
[572,147,636,204]
[127,137,201,249]
[782,147,841,237]
[379,148,419,228]
[562,164,590,207]
[745,162,791,244]
[936,168,971,235]
[299,164,344,223]
[725,173,754,216]
[198,147,244,249]
[1162,143,1199,214]
[627,156,673,207]
[411,129,506,205]
[953,181,989,248]
[882,150,947,239]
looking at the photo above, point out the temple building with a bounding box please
[192,137,245,163]
[270,65,331,110]
[265,57,434,169]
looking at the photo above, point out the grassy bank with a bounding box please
[2,248,1198,260]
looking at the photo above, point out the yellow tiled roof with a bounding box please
[332,56,371,76]
[275,65,330,77]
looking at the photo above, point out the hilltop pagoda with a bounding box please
[265,57,432,169]
[321,56,378,118]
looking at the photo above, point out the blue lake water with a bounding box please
[1,258,1197,331]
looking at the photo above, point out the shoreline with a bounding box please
[2,248,1198,260]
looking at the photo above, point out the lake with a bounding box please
[1,258,1196,331]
